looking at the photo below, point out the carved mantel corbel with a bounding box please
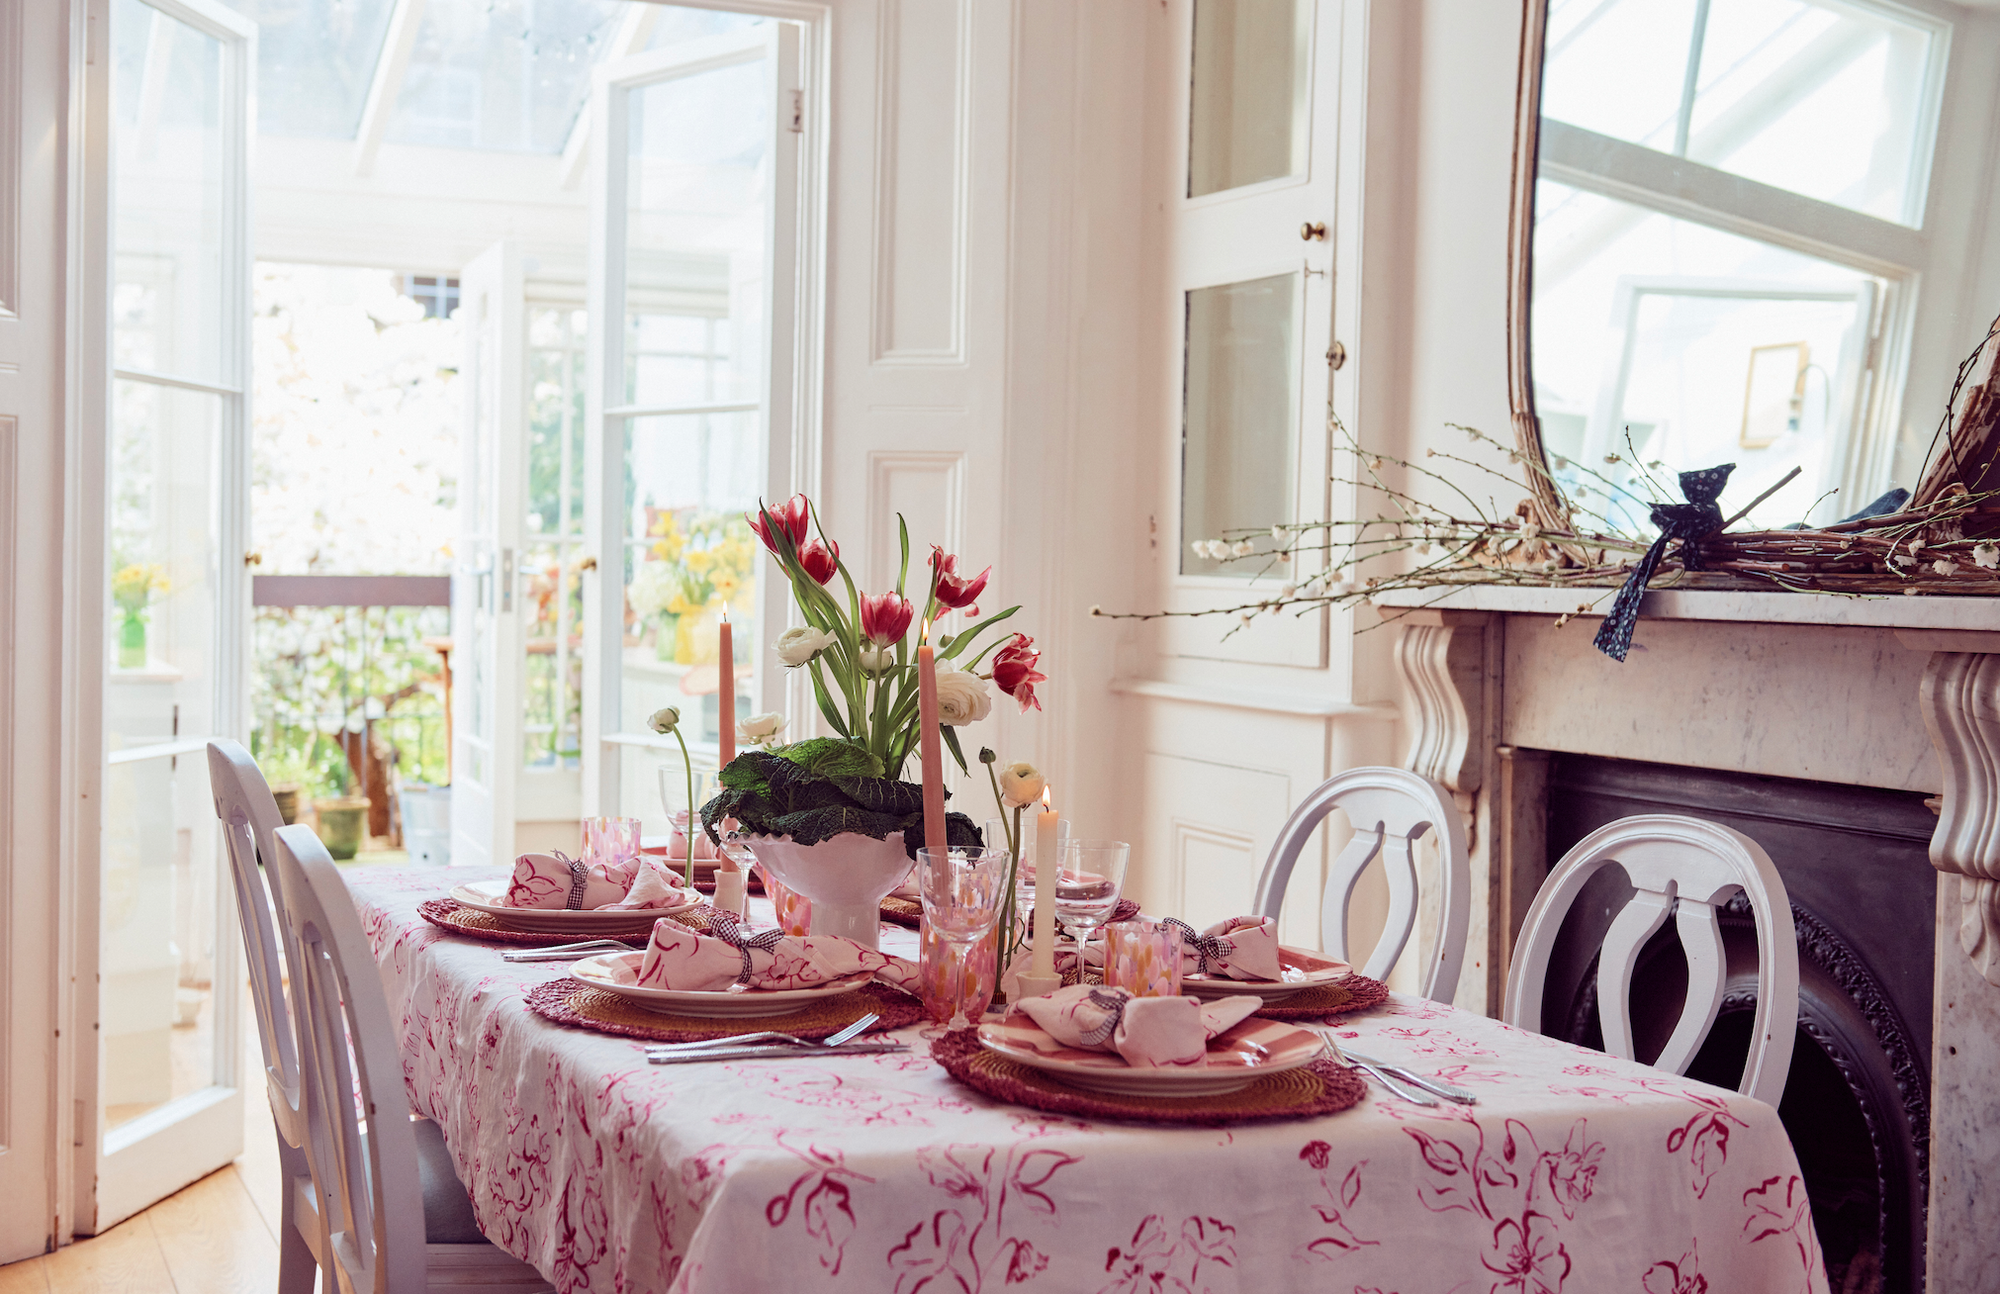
[1903,630,2000,986]
[1382,608,1498,834]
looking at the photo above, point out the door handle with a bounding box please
[501,548,515,613]
[1300,221,1327,241]
[578,555,599,572]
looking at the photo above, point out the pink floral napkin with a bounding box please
[601,913,922,994]
[505,852,693,911]
[1165,915,1290,981]
[1012,984,1260,1068]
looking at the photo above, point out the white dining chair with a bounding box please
[1250,766,1471,1002]
[1503,814,1798,1107]
[207,739,321,1294]
[269,822,551,1293]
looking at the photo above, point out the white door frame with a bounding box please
[69,0,256,1234]
[580,19,812,816]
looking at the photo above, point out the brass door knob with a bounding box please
[578,555,599,571]
[1300,221,1327,242]
[1326,341,1347,370]
[244,551,262,567]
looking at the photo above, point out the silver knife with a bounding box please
[647,1041,909,1064]
[1320,1035,1438,1106]
[1344,1049,1478,1104]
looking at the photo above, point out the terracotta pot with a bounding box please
[313,796,370,861]
[269,782,303,826]
[742,832,915,952]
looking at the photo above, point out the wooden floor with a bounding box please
[0,1030,292,1294]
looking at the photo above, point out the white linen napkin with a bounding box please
[606,912,921,994]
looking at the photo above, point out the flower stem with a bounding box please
[673,727,696,849]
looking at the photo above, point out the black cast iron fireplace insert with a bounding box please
[1540,754,1933,1294]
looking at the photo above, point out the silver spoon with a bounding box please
[1321,1033,1439,1107]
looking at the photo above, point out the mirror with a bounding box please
[1511,0,1995,539]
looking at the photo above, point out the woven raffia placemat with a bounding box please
[1247,972,1391,1022]
[521,977,925,1044]
[417,898,718,947]
[928,1028,1367,1125]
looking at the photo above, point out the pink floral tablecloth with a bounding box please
[350,866,1828,1294]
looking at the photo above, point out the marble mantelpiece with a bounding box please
[1373,583,2000,1293]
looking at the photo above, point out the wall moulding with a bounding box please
[1918,647,2000,985]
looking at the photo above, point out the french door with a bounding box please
[450,241,528,869]
[580,24,803,829]
[86,0,255,1231]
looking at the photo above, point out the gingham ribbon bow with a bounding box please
[707,909,787,985]
[1160,918,1234,976]
[1074,988,1128,1047]
[553,851,591,910]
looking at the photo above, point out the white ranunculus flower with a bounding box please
[858,645,894,674]
[932,669,992,727]
[648,707,681,734]
[737,712,787,746]
[997,761,1044,808]
[774,625,837,667]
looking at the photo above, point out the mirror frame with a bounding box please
[1507,0,1574,537]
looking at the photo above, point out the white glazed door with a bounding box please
[88,0,256,1231]
[580,25,801,827]
[450,241,527,869]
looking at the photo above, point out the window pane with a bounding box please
[1543,0,1701,152]
[623,55,770,406]
[1533,182,1881,530]
[105,379,224,1128]
[620,413,759,831]
[386,0,624,153]
[1182,274,1298,575]
[1188,0,1310,198]
[215,0,396,139]
[1687,0,1937,225]
[112,0,229,384]
[524,307,586,771]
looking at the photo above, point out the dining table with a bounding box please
[349,865,1830,1294]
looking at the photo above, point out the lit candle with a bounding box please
[917,620,947,850]
[717,607,735,767]
[1032,786,1058,978]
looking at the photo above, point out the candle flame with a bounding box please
[921,618,931,644]
[721,605,729,624]
[1042,785,1053,808]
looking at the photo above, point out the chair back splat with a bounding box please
[1251,767,1470,1003]
[1503,813,1799,1107]
[272,823,429,1294]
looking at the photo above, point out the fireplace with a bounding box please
[1539,753,1932,1294]
[1373,589,2000,1293]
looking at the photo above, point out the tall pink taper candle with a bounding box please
[1031,785,1058,977]
[917,620,947,850]
[717,608,736,767]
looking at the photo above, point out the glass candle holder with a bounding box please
[1104,919,1184,998]
[755,861,812,936]
[583,816,642,869]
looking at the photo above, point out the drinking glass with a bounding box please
[1055,840,1130,982]
[1104,919,1184,997]
[918,845,1010,1028]
[582,816,642,869]
[984,816,1070,906]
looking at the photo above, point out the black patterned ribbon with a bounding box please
[1075,988,1129,1047]
[1160,918,1235,976]
[707,909,787,985]
[1593,464,1735,663]
[552,851,591,910]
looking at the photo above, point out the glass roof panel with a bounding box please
[641,6,763,51]
[385,0,625,154]
[219,0,396,139]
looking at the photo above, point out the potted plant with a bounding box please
[111,561,168,669]
[698,493,1048,948]
[309,733,370,861]
[258,738,312,825]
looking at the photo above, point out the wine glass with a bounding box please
[1055,840,1130,982]
[982,816,1070,910]
[918,845,1010,1029]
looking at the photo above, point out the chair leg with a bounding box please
[277,1171,318,1294]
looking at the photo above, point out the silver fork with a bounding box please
[501,939,641,963]
[1321,1033,1440,1107]
[644,1012,882,1055]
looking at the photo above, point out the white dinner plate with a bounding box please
[450,879,700,935]
[568,953,872,1018]
[1178,945,1353,1002]
[975,1014,1324,1096]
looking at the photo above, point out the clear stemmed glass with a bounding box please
[1054,840,1130,983]
[918,845,1011,1029]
